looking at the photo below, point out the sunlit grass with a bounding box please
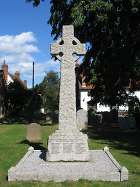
[0,124,140,187]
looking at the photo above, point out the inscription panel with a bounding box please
[51,143,60,154]
[63,143,73,153]
[75,143,87,154]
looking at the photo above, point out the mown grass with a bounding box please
[0,124,140,187]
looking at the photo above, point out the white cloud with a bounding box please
[0,32,38,61]
[0,32,38,54]
[23,59,60,87]
[15,32,36,44]
[0,32,60,87]
[37,60,60,76]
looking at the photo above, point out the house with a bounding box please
[0,61,27,118]
[1,62,27,88]
[76,63,140,113]
[75,63,95,111]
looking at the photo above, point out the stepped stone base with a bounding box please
[8,147,128,182]
[47,130,89,161]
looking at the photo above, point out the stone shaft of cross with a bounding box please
[51,25,86,131]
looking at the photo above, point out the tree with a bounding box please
[5,80,42,121]
[26,0,44,6]
[35,71,59,123]
[6,80,29,116]
[28,0,140,108]
[0,70,6,118]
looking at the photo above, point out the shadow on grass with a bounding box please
[19,139,46,150]
[0,118,58,126]
[88,126,140,157]
[0,114,58,126]
[19,140,47,161]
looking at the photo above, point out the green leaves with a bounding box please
[26,0,140,107]
[26,0,44,7]
[35,71,59,122]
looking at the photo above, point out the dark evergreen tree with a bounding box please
[6,80,29,116]
[28,0,140,108]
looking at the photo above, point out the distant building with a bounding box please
[0,61,27,118]
[78,77,94,111]
[1,61,27,88]
[76,63,140,113]
[75,63,94,111]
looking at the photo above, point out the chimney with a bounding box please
[14,71,20,80]
[2,61,8,81]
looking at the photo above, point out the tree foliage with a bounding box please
[0,70,6,117]
[28,0,140,107]
[6,81,42,120]
[35,71,59,122]
[26,0,44,6]
[6,81,29,116]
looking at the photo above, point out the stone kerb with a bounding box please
[8,148,128,182]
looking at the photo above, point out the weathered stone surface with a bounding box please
[120,166,129,181]
[51,25,86,130]
[77,109,88,130]
[47,130,89,161]
[47,25,89,161]
[26,123,41,143]
[8,147,128,182]
[8,25,129,183]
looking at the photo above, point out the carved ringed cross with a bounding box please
[50,25,86,131]
[51,25,86,61]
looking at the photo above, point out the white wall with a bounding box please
[119,105,129,111]
[97,104,129,112]
[80,90,140,112]
[80,90,91,111]
[134,91,140,101]
[97,103,110,112]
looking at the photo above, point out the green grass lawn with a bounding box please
[0,124,140,187]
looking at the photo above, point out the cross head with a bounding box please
[51,25,86,61]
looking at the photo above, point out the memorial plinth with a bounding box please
[8,147,128,182]
[47,130,89,161]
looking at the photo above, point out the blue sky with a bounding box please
[0,0,60,87]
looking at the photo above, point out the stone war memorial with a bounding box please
[8,25,128,182]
